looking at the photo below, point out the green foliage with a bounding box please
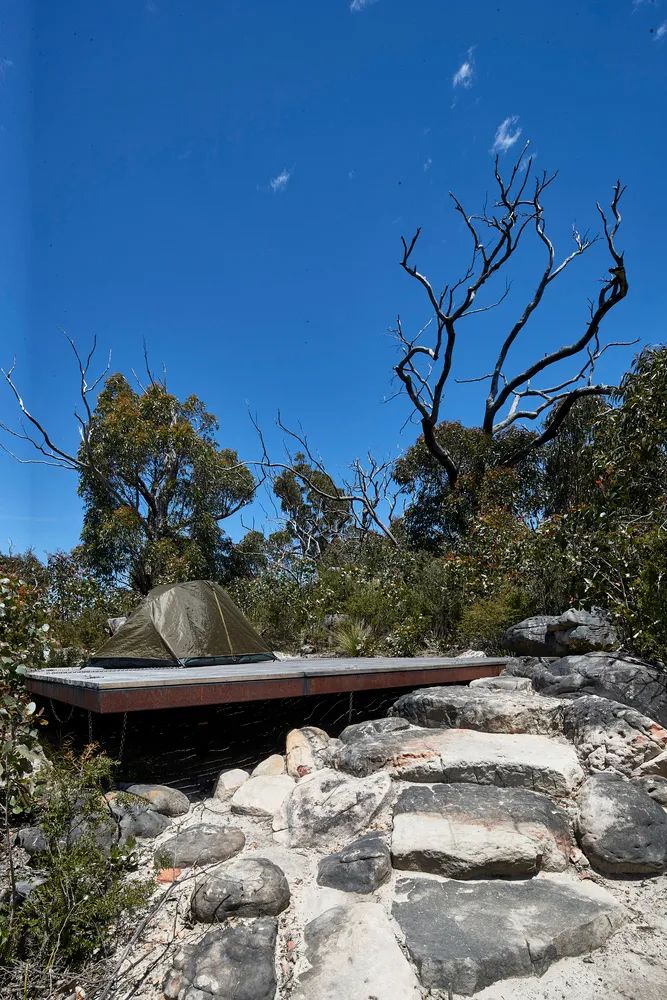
[78,374,255,593]
[0,573,50,822]
[458,588,536,652]
[333,618,376,657]
[394,422,542,551]
[0,746,152,984]
[563,347,667,660]
[46,549,137,655]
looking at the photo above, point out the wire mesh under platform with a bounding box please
[40,686,413,798]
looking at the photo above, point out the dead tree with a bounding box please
[253,414,403,550]
[394,146,634,487]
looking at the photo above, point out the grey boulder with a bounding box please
[503,608,617,657]
[157,824,245,868]
[392,783,573,877]
[118,782,190,817]
[163,918,277,1000]
[390,684,564,735]
[506,651,667,727]
[191,857,290,922]
[273,767,392,848]
[393,875,622,996]
[576,773,667,874]
[111,799,171,842]
[317,833,391,894]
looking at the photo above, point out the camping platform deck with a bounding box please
[26,655,506,715]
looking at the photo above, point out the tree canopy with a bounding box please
[77,374,255,592]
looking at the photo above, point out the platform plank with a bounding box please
[26,656,506,714]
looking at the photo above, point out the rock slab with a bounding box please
[336,726,584,797]
[163,918,277,1000]
[576,773,667,874]
[191,857,290,922]
[391,685,564,736]
[393,876,622,996]
[317,833,391,894]
[392,783,572,877]
[273,767,392,847]
[292,902,421,1000]
[157,824,245,868]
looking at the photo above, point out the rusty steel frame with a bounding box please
[27,661,504,715]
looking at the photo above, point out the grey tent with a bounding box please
[90,580,275,668]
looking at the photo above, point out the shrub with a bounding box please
[0,747,153,995]
[334,618,376,657]
[457,588,536,652]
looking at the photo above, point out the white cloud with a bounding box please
[423,158,432,172]
[350,0,378,10]
[269,168,292,192]
[491,115,522,154]
[656,19,667,38]
[452,49,475,89]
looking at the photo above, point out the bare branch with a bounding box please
[392,154,630,484]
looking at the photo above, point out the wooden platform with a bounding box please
[26,656,506,714]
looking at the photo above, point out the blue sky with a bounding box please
[1,0,666,557]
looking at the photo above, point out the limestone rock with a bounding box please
[157,824,245,868]
[391,685,564,735]
[118,782,190,817]
[561,695,667,777]
[286,726,337,779]
[503,608,617,657]
[393,875,622,996]
[506,651,667,727]
[191,857,290,922]
[163,918,277,1000]
[576,773,667,874]
[392,783,572,877]
[317,833,391,894]
[214,768,250,799]
[292,902,421,1000]
[252,753,286,776]
[637,774,667,805]
[336,726,583,797]
[231,774,294,818]
[273,767,392,848]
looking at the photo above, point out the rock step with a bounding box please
[392,783,573,878]
[391,685,564,735]
[392,875,623,996]
[336,726,584,797]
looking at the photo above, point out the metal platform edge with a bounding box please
[27,658,506,714]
